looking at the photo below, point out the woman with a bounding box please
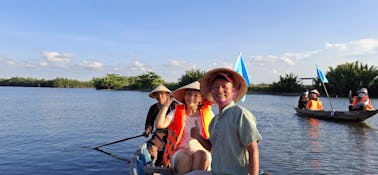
[306,89,323,110]
[155,81,213,174]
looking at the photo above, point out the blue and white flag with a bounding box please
[233,52,251,102]
[316,65,329,83]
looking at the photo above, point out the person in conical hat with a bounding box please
[143,84,175,166]
[148,84,171,98]
[191,68,262,175]
[306,89,323,110]
[155,81,214,174]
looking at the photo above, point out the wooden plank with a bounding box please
[144,166,172,174]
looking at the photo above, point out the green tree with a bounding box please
[270,73,302,92]
[92,74,129,90]
[326,61,378,97]
[177,69,205,87]
[132,72,165,90]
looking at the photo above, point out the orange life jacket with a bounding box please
[162,100,212,166]
[352,96,374,111]
[306,99,323,110]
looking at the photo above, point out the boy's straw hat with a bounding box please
[200,68,247,103]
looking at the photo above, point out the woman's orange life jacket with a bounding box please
[306,99,323,110]
[351,96,374,111]
[162,100,212,166]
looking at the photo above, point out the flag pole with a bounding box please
[320,79,335,111]
[316,65,335,111]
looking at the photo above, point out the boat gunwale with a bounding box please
[294,107,378,122]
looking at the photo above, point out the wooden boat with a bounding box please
[130,143,271,175]
[294,107,378,122]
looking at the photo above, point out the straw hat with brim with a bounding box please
[173,81,201,103]
[200,68,247,103]
[309,89,320,96]
[149,84,171,98]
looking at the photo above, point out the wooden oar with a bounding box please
[93,147,131,163]
[93,134,144,149]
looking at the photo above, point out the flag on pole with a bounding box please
[316,64,329,83]
[233,52,251,102]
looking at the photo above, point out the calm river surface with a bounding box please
[1,87,377,175]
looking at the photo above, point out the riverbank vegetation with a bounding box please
[1,61,377,97]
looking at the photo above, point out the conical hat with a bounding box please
[200,68,247,103]
[149,84,171,98]
[173,81,201,103]
[309,89,320,96]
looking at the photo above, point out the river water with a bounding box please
[0,87,377,175]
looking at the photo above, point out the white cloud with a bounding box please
[112,67,120,71]
[79,60,103,71]
[325,38,378,55]
[0,56,15,65]
[23,63,36,68]
[39,61,48,67]
[280,57,295,66]
[252,55,277,63]
[131,60,147,71]
[167,59,184,67]
[166,59,197,69]
[282,50,320,60]
[43,51,72,63]
[251,50,319,67]
[210,61,233,69]
[7,59,15,65]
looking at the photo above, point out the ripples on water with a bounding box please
[0,87,377,175]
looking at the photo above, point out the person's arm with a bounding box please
[190,121,212,151]
[348,90,353,104]
[143,105,156,137]
[247,141,259,175]
[155,94,174,129]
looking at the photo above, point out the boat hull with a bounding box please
[294,107,378,122]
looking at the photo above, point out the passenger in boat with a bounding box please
[192,68,262,175]
[155,81,213,174]
[349,88,374,111]
[143,84,175,166]
[298,90,309,109]
[306,89,323,111]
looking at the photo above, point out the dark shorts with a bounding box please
[147,129,167,151]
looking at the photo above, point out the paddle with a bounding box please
[93,134,145,163]
[93,134,144,149]
[93,147,131,163]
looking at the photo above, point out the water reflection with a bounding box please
[307,118,320,170]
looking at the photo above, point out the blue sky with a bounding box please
[1,0,378,84]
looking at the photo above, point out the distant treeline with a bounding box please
[0,77,92,88]
[1,61,377,97]
[260,61,378,98]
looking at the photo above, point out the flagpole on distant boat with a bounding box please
[320,81,335,111]
[316,65,335,111]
